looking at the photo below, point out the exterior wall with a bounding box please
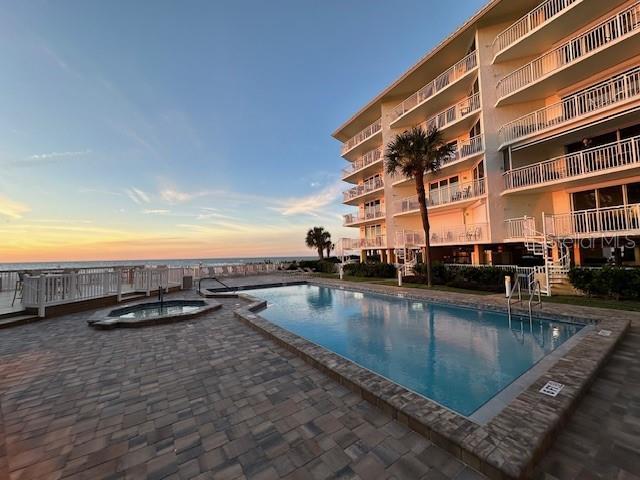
[338,0,640,265]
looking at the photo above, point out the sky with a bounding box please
[0,0,486,263]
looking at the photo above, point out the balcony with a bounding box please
[341,118,382,157]
[395,179,486,216]
[504,135,640,193]
[392,135,484,186]
[390,51,478,128]
[498,67,640,146]
[343,178,384,205]
[504,217,538,240]
[545,204,640,238]
[496,2,640,106]
[342,148,383,183]
[342,236,387,250]
[417,93,481,139]
[395,223,489,247]
[343,208,385,227]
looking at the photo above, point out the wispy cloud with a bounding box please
[28,149,91,161]
[0,195,30,219]
[275,181,343,217]
[124,187,151,205]
[142,209,170,215]
[160,188,199,204]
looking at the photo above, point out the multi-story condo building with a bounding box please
[336,0,640,286]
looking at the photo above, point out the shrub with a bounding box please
[343,262,397,278]
[569,266,640,300]
[410,263,515,292]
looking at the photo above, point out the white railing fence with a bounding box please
[341,118,382,155]
[418,93,481,133]
[504,135,640,190]
[343,208,385,226]
[391,51,478,120]
[395,224,488,247]
[499,66,640,145]
[342,148,383,178]
[504,216,537,239]
[343,177,384,202]
[493,0,580,56]
[395,178,485,214]
[545,203,640,237]
[497,2,640,100]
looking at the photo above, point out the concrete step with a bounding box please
[0,314,40,329]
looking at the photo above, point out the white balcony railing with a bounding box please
[499,67,640,145]
[493,0,581,57]
[395,178,486,214]
[395,223,488,247]
[418,93,481,133]
[341,118,382,156]
[343,178,384,203]
[497,2,640,100]
[391,51,478,121]
[545,204,640,237]
[341,148,383,179]
[504,216,537,239]
[343,208,385,226]
[504,135,640,191]
[340,236,387,250]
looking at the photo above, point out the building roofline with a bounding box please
[332,0,502,140]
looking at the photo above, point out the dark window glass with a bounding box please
[627,182,640,204]
[573,190,596,211]
[621,124,640,139]
[598,186,624,208]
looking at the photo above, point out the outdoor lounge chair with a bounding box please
[12,272,25,306]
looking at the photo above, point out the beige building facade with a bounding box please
[336,0,640,277]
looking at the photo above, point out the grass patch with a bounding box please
[542,295,640,312]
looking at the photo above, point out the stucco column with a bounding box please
[360,250,367,263]
[381,249,388,264]
[634,245,640,266]
[388,249,396,264]
[573,243,582,267]
[472,245,483,265]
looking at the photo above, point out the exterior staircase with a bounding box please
[522,218,572,296]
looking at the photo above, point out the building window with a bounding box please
[598,185,624,208]
[627,182,640,204]
[572,190,596,211]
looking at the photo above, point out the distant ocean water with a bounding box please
[0,257,316,272]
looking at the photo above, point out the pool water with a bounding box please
[112,304,200,319]
[249,284,582,416]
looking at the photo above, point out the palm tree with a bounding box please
[306,227,331,259]
[385,126,455,287]
[325,241,335,259]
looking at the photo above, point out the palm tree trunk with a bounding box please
[317,247,324,260]
[415,172,432,287]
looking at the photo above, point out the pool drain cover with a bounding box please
[598,329,612,337]
[540,381,564,397]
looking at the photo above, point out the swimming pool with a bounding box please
[249,284,582,416]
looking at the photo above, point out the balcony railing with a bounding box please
[341,236,387,250]
[341,118,382,156]
[504,135,640,191]
[545,204,640,237]
[499,67,640,145]
[391,51,478,121]
[395,223,488,247]
[504,217,537,239]
[343,208,385,226]
[497,3,640,100]
[343,178,384,203]
[493,0,581,57]
[418,93,481,133]
[341,148,383,179]
[395,178,486,214]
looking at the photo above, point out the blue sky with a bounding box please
[0,0,486,261]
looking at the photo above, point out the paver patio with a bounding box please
[0,293,483,480]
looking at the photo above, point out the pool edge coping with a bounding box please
[220,281,631,480]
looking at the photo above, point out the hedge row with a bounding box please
[411,263,516,292]
[568,266,640,300]
[343,262,397,278]
[286,258,340,273]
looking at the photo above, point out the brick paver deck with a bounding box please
[534,322,640,480]
[0,294,482,480]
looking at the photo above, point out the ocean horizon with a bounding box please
[0,256,317,272]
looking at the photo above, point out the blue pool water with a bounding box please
[249,285,582,416]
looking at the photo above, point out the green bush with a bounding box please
[410,263,515,292]
[568,266,640,300]
[343,262,397,278]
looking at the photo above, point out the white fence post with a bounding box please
[146,270,151,297]
[37,275,46,318]
[117,268,122,302]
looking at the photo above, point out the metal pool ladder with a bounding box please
[508,273,542,324]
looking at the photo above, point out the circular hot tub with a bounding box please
[88,299,220,329]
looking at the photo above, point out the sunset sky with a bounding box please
[0,0,485,263]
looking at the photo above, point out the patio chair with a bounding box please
[12,272,25,306]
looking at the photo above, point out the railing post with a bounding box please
[146,270,151,297]
[117,268,122,302]
[37,275,46,318]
